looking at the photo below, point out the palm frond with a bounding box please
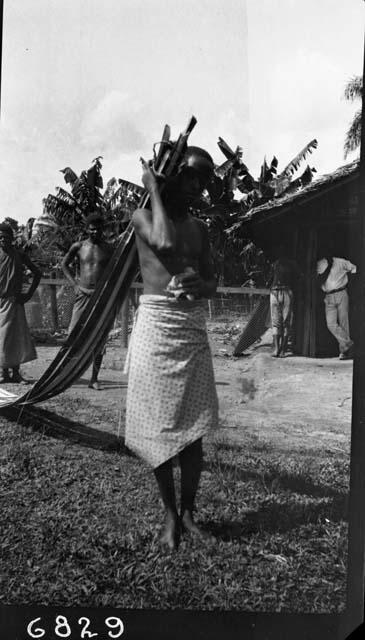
[103,177,119,201]
[344,76,363,102]
[55,187,78,206]
[60,167,78,186]
[278,139,318,179]
[344,108,362,158]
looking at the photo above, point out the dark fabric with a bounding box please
[68,289,94,334]
[271,258,301,290]
[233,296,271,356]
[324,285,347,296]
[69,288,107,357]
[317,257,333,287]
[0,297,37,367]
[0,249,23,299]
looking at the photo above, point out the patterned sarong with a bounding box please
[125,295,219,468]
[0,296,37,368]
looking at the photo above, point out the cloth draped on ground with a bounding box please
[0,248,36,368]
[125,295,219,468]
[0,222,139,408]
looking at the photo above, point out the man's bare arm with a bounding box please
[132,159,176,252]
[61,243,82,290]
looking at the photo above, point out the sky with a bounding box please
[0,0,364,224]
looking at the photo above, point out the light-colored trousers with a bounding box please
[324,289,353,354]
[270,288,293,336]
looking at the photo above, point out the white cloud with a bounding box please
[79,91,147,154]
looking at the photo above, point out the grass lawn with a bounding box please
[0,417,349,612]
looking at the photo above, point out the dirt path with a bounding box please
[2,326,353,456]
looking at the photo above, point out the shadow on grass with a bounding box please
[204,493,348,540]
[1,405,134,456]
[203,459,347,500]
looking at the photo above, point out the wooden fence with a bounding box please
[25,279,269,346]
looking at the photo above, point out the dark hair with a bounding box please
[0,223,14,238]
[85,212,104,227]
[179,146,214,178]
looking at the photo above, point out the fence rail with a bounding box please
[25,279,269,340]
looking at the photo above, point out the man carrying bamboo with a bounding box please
[125,147,219,551]
[62,213,113,389]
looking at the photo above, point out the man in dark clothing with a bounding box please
[0,223,41,383]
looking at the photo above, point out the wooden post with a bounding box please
[342,26,365,638]
[49,274,59,333]
[120,296,129,348]
[208,299,212,320]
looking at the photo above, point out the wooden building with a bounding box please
[242,160,360,357]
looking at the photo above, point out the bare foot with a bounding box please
[160,513,180,551]
[88,381,101,390]
[180,511,212,540]
[12,372,31,384]
[271,351,280,358]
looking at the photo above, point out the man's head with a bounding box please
[317,245,332,262]
[177,146,214,204]
[0,223,14,250]
[85,212,104,243]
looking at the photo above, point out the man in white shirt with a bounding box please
[316,254,357,359]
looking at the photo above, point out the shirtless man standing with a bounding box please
[62,213,113,389]
[125,147,219,551]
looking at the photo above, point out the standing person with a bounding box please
[125,147,219,551]
[316,252,356,360]
[0,223,41,384]
[62,213,113,389]
[270,245,302,357]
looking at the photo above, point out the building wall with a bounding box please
[249,177,359,356]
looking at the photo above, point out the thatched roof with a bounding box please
[241,160,359,225]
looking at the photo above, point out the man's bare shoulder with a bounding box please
[69,241,83,252]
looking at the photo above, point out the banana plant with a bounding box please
[30,157,142,274]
